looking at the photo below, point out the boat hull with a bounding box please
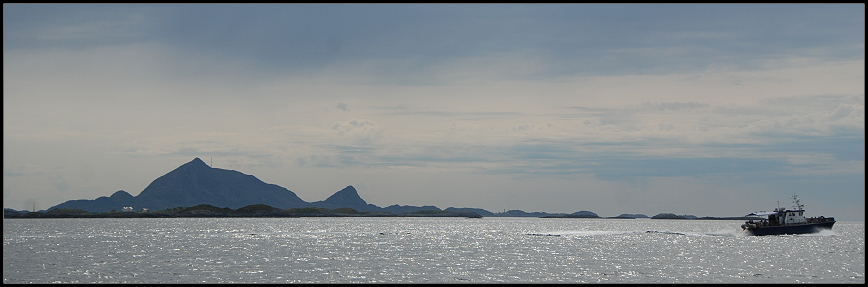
[746,221,835,236]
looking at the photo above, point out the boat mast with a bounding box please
[792,194,803,210]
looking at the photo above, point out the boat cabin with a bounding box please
[769,206,807,226]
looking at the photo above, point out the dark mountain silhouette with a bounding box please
[45,158,620,218]
[49,158,463,214]
[382,204,441,213]
[308,186,381,211]
[132,158,307,211]
[49,190,137,212]
[445,207,495,216]
[540,210,600,218]
[615,213,649,218]
[50,158,308,212]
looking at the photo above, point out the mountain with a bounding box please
[50,158,308,212]
[46,158,498,215]
[48,158,462,214]
[382,204,441,213]
[133,158,307,211]
[444,207,495,217]
[49,190,137,212]
[651,213,686,219]
[569,210,600,218]
[308,186,381,212]
[614,213,649,218]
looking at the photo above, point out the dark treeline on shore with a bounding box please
[3,204,484,219]
[4,205,756,220]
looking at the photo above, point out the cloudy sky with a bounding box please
[4,4,864,219]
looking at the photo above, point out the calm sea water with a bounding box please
[3,217,864,283]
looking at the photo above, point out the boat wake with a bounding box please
[534,230,644,237]
[644,230,748,237]
[531,228,837,238]
[791,229,838,237]
[530,229,749,237]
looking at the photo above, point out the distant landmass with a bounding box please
[651,213,702,219]
[51,158,308,212]
[44,158,496,215]
[32,158,747,219]
[615,213,650,219]
[541,210,600,218]
[5,204,484,219]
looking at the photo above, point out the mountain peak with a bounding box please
[322,186,368,207]
[109,190,133,199]
[187,157,209,168]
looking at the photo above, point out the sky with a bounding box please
[4,4,864,220]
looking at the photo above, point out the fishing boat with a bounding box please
[741,195,834,236]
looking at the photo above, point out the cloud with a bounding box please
[335,102,349,111]
[330,119,383,145]
[509,123,552,132]
[744,102,864,136]
[642,102,709,111]
[331,119,377,133]
[5,4,863,80]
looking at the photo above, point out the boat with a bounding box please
[741,195,835,236]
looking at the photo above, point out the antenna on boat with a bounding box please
[792,194,803,210]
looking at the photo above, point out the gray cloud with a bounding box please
[642,102,709,111]
[6,4,863,79]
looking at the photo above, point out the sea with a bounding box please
[3,217,864,283]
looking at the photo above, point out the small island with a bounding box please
[540,211,601,218]
[650,213,688,219]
